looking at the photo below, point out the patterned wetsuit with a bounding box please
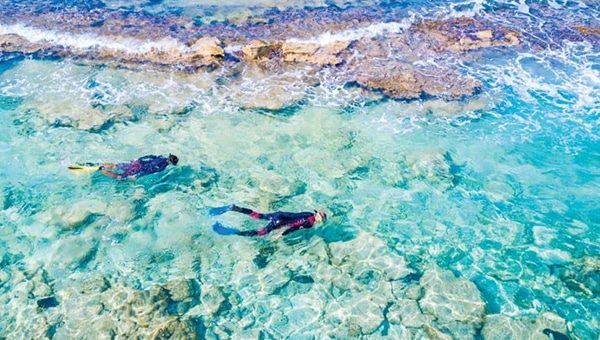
[116,155,170,178]
[230,206,317,236]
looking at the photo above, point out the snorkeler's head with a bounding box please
[168,154,179,165]
[314,211,327,223]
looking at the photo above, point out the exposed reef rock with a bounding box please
[242,39,277,61]
[412,17,521,52]
[0,5,527,109]
[1,3,596,113]
[282,41,351,65]
[355,63,482,100]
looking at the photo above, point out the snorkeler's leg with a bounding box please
[231,206,268,220]
[209,205,269,220]
[237,229,260,237]
[260,221,281,235]
[209,204,236,216]
[212,222,241,236]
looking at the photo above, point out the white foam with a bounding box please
[223,44,244,54]
[517,0,530,14]
[287,17,415,45]
[0,23,190,55]
[445,0,486,18]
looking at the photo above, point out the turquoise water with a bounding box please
[1,0,599,339]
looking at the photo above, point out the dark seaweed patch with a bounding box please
[37,296,59,309]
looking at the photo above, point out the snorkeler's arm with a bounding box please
[99,167,120,179]
[281,226,301,236]
[281,220,312,236]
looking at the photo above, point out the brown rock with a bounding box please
[282,41,350,65]
[0,34,42,53]
[501,29,521,46]
[91,36,225,68]
[242,39,279,61]
[149,317,198,340]
[355,62,421,99]
[355,62,481,100]
[575,25,600,35]
[282,41,319,62]
[311,41,351,65]
[188,36,224,59]
[450,28,520,51]
[474,29,493,40]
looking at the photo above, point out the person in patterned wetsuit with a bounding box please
[99,154,178,180]
[210,204,327,237]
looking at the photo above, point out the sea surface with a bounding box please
[0,0,599,339]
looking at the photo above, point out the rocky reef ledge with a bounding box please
[1,4,598,112]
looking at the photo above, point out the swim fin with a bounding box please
[212,222,240,236]
[209,204,234,216]
[68,165,100,172]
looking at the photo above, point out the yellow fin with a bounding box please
[68,165,100,172]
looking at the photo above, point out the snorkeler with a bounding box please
[209,204,327,237]
[68,154,179,180]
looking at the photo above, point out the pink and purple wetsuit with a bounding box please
[229,205,318,236]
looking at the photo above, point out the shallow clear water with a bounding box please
[0,0,599,339]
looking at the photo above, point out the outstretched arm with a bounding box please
[99,167,122,180]
[281,220,312,236]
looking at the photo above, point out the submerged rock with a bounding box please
[0,270,10,287]
[81,274,111,294]
[345,295,386,335]
[52,236,98,271]
[390,299,434,328]
[404,151,461,191]
[200,284,226,316]
[148,317,200,340]
[481,314,531,340]
[481,312,569,340]
[568,319,600,340]
[419,267,485,338]
[30,316,54,339]
[165,278,197,302]
[59,200,108,230]
[328,231,415,283]
[226,61,315,111]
